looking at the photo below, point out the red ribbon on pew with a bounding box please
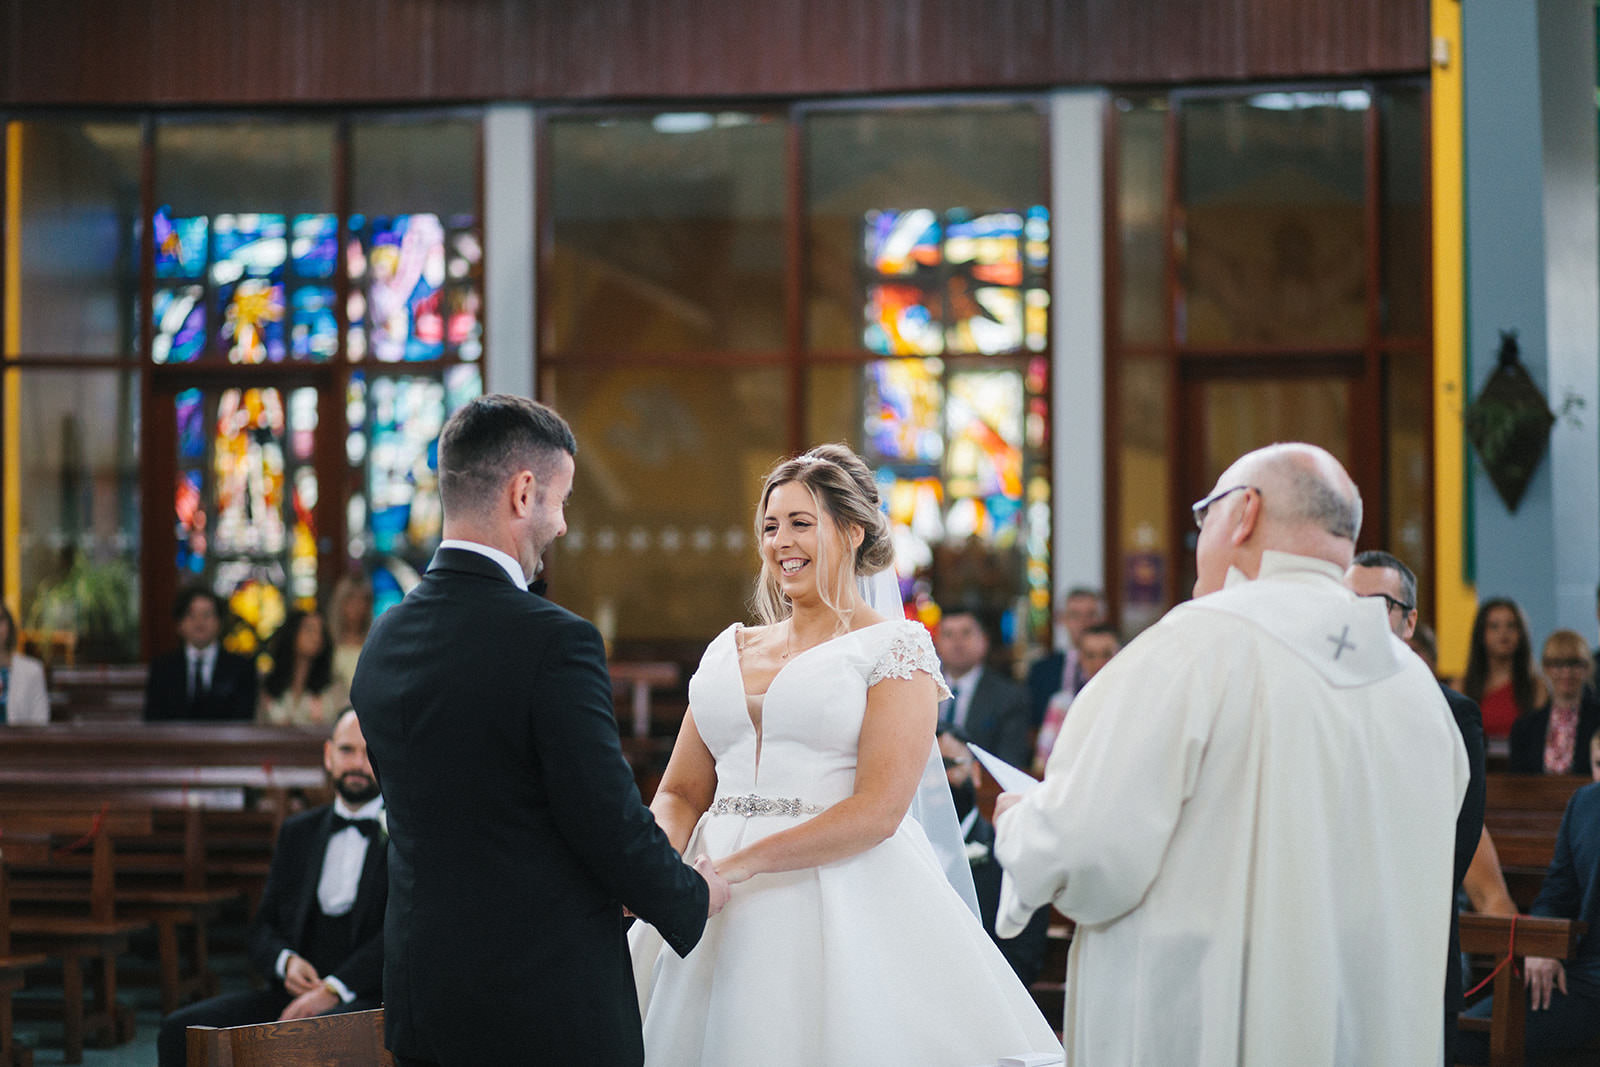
[53,803,110,860]
[1464,913,1520,999]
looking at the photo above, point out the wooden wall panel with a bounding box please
[1,0,1428,108]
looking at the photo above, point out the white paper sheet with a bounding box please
[967,743,1040,795]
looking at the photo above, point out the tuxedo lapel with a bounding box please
[289,808,337,945]
[349,823,387,936]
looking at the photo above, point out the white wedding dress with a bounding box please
[630,618,1061,1066]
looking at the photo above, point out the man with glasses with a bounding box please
[1345,549,1485,1065]
[994,443,1467,1065]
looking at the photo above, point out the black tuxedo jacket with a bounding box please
[351,547,708,1066]
[965,813,1050,986]
[1507,691,1600,776]
[144,647,258,722]
[248,804,387,998]
[1025,651,1067,728]
[960,669,1034,769]
[1441,684,1486,1018]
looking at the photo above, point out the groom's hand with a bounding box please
[993,792,1023,820]
[693,855,731,916]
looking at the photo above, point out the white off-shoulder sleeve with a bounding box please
[866,622,953,700]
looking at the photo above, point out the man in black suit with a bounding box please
[1346,550,1485,1065]
[156,709,386,1066]
[144,588,258,721]
[934,607,1032,768]
[351,394,726,1067]
[938,724,1050,986]
[1025,587,1106,727]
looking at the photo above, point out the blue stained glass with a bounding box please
[290,286,338,361]
[176,469,206,574]
[155,208,208,278]
[365,215,446,362]
[1024,206,1050,271]
[370,564,404,617]
[291,214,338,279]
[154,286,206,364]
[176,387,205,460]
[214,215,288,364]
[444,364,482,413]
[864,209,941,278]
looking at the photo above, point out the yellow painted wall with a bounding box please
[1431,0,1476,676]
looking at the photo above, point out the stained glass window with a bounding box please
[347,214,482,363]
[862,207,1050,359]
[345,367,483,614]
[173,385,322,651]
[154,286,206,364]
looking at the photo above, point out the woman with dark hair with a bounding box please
[258,609,344,727]
[0,602,49,724]
[1462,597,1546,740]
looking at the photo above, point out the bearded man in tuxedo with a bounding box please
[352,394,727,1067]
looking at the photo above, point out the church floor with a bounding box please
[13,922,255,1066]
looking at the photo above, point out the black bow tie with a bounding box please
[529,579,548,597]
[332,814,382,839]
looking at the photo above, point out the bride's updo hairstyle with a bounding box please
[752,443,894,627]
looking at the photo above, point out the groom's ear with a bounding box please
[508,469,537,518]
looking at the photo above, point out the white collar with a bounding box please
[959,807,979,838]
[947,665,984,692]
[439,539,528,591]
[1223,549,1349,590]
[333,795,385,820]
[187,643,218,662]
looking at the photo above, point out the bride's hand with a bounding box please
[693,855,733,916]
[713,852,757,885]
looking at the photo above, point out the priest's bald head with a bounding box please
[1192,443,1362,598]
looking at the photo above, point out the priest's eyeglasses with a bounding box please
[1362,592,1413,615]
[1191,485,1257,530]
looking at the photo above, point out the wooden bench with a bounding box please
[187,1006,394,1067]
[0,855,50,1067]
[1,812,152,1064]
[1459,914,1589,1066]
[0,791,246,1015]
[45,666,147,725]
[1483,774,1589,911]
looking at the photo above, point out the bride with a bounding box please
[629,444,1061,1065]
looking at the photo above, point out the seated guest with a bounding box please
[1461,596,1546,740]
[1025,587,1106,727]
[1031,624,1120,776]
[1460,736,1600,1063]
[1509,629,1600,775]
[259,609,346,727]
[0,602,49,724]
[328,573,374,695]
[938,724,1050,986]
[157,709,385,1067]
[934,607,1032,768]
[144,588,258,722]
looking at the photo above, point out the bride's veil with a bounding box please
[856,567,982,919]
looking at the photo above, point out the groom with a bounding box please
[352,394,727,1066]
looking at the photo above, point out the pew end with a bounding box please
[187,1007,394,1067]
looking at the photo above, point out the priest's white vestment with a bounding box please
[995,551,1467,1066]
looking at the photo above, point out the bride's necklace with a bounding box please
[779,618,829,660]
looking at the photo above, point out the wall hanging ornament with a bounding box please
[1464,330,1554,512]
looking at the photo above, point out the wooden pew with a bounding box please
[1483,774,1589,911]
[187,1006,394,1067]
[1458,914,1588,1067]
[0,791,243,1014]
[1,812,152,1064]
[45,666,147,725]
[0,854,50,1067]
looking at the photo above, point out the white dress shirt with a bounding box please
[945,666,983,730]
[186,643,219,694]
[276,795,385,1003]
[438,538,528,590]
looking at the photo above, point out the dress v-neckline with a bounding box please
[729,619,899,784]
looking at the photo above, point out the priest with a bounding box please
[994,443,1467,1065]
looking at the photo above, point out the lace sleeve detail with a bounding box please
[866,623,953,700]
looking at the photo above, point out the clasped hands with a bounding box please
[694,855,733,916]
[279,954,339,1021]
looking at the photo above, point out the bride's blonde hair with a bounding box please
[751,444,894,630]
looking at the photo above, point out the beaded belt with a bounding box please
[709,794,824,817]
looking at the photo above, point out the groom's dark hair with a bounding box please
[438,394,577,519]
